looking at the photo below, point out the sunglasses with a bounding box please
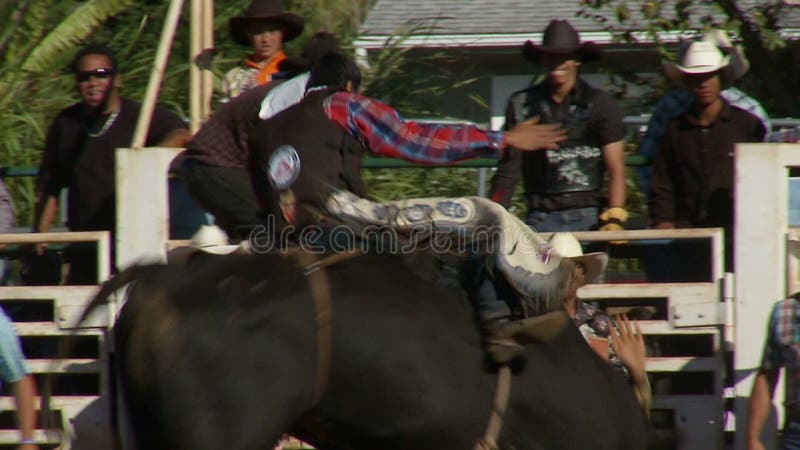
[76,68,116,82]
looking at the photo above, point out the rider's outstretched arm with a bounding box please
[324,92,565,164]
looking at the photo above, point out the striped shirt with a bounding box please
[761,297,800,407]
[324,92,504,164]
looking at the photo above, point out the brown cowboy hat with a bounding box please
[522,19,602,63]
[229,0,305,46]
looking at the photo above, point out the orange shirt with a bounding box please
[245,51,286,86]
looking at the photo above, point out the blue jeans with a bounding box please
[524,207,599,232]
[169,178,211,239]
[783,421,800,450]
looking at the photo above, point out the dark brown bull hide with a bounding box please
[93,253,649,449]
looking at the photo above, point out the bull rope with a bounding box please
[473,365,512,450]
[294,249,363,407]
[292,248,512,448]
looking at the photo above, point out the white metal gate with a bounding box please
[571,228,730,450]
[0,231,112,448]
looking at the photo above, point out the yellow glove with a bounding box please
[598,207,628,237]
[599,222,624,232]
[599,207,629,224]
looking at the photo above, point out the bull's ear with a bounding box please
[501,310,571,344]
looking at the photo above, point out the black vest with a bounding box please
[508,79,605,208]
[249,89,366,232]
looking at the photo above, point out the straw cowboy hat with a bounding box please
[548,232,608,283]
[167,225,244,265]
[663,37,743,88]
[229,0,305,46]
[522,19,603,63]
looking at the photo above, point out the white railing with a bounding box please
[568,228,728,450]
[0,231,112,448]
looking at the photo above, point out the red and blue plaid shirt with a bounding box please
[324,92,504,164]
[761,297,800,407]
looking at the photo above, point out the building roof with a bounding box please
[355,0,800,49]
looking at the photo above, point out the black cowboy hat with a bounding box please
[229,0,305,46]
[522,19,602,63]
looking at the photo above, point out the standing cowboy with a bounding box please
[649,40,766,272]
[636,29,771,200]
[490,19,628,233]
[222,0,305,101]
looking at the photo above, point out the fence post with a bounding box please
[733,143,800,450]
[115,148,181,270]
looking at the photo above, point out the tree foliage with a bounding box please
[21,0,138,73]
[578,0,800,117]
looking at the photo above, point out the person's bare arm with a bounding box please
[610,315,651,417]
[603,140,626,209]
[156,128,192,148]
[747,369,779,450]
[11,375,38,449]
[32,195,57,234]
[30,194,58,255]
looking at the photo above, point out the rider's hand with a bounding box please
[609,314,647,386]
[503,116,567,151]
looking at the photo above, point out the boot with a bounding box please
[478,309,524,364]
[481,310,572,364]
[490,310,571,344]
[483,325,525,364]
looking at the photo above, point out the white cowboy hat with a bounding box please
[547,233,608,283]
[167,225,242,265]
[663,40,741,88]
[665,40,730,75]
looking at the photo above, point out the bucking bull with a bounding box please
[64,251,653,450]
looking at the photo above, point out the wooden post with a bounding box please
[189,0,202,133]
[189,0,213,131]
[201,0,214,120]
[115,148,182,269]
[131,0,186,149]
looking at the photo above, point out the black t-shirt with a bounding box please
[489,78,625,210]
[37,98,187,231]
